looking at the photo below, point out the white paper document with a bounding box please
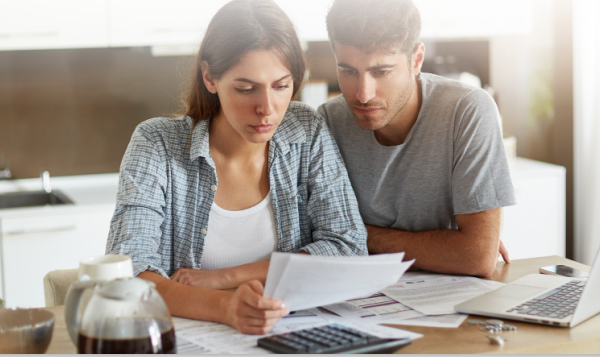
[393,313,468,328]
[264,252,414,311]
[323,293,422,323]
[322,292,469,328]
[173,308,422,354]
[381,273,505,315]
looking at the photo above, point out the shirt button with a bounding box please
[211,184,217,191]
[201,228,207,234]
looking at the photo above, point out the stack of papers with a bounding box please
[172,253,507,353]
[324,272,505,328]
[174,308,423,354]
[264,252,414,311]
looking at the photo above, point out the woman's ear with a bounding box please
[202,62,218,94]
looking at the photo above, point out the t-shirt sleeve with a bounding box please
[317,103,330,127]
[452,89,516,214]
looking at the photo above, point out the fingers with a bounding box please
[240,281,285,311]
[169,269,181,282]
[245,280,265,295]
[499,240,511,263]
[230,281,288,334]
[170,268,190,284]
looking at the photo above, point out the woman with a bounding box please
[106,0,367,334]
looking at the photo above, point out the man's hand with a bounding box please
[170,267,234,289]
[221,280,289,335]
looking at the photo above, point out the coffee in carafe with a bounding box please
[65,278,176,354]
[77,317,175,354]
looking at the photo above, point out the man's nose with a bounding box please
[356,76,376,104]
[257,89,274,116]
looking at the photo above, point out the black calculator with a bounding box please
[257,324,411,354]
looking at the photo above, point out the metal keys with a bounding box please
[468,319,517,345]
[487,334,506,345]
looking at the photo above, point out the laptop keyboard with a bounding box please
[506,280,586,319]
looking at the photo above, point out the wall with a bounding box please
[490,0,574,258]
[0,47,193,179]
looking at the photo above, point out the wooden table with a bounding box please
[44,256,600,354]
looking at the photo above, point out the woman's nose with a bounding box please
[257,90,274,116]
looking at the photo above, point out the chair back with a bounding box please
[43,269,79,306]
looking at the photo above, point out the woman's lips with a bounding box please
[354,107,381,115]
[251,124,274,133]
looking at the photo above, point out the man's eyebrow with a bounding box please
[337,62,397,71]
[233,74,292,85]
[366,64,397,71]
[337,62,357,71]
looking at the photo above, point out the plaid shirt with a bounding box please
[106,101,367,277]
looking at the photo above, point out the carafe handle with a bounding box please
[64,279,104,345]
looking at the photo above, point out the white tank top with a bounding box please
[200,191,278,270]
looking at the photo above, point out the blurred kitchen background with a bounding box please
[1,0,600,307]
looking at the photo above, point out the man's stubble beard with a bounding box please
[352,70,416,132]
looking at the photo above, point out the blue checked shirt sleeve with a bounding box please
[299,115,368,256]
[106,124,170,278]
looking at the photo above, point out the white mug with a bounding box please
[78,254,134,282]
[66,255,134,345]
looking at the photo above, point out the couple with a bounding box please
[107,0,515,334]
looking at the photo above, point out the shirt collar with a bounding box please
[187,108,307,161]
[188,117,211,161]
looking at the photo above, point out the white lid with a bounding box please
[96,277,155,301]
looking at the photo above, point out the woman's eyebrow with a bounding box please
[233,74,292,85]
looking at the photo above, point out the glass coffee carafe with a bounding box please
[65,277,176,354]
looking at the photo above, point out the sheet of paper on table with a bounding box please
[381,273,506,315]
[264,252,414,311]
[323,292,468,328]
[173,308,422,354]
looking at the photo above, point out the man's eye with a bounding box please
[375,70,389,76]
[236,88,253,93]
[341,69,356,76]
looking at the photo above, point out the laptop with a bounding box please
[455,249,600,327]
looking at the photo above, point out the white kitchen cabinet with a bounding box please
[415,0,533,38]
[0,206,114,308]
[0,0,108,51]
[0,173,119,308]
[108,0,228,48]
[500,157,566,260]
[0,0,537,52]
[107,0,331,48]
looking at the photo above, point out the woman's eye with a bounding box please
[274,84,290,90]
[236,88,253,93]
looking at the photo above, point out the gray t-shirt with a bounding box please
[318,73,516,231]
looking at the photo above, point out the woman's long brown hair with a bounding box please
[183,0,307,139]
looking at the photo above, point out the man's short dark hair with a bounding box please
[326,0,421,55]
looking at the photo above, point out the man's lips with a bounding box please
[250,124,274,133]
[354,107,382,115]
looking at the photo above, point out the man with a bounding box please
[318,0,516,278]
